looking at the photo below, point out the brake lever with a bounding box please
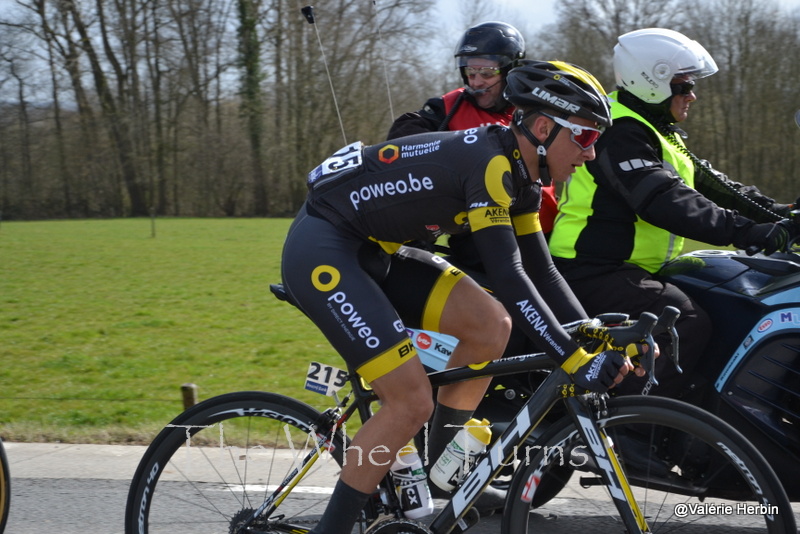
[629,312,658,386]
[653,306,682,375]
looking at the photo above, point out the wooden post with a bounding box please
[150,206,156,238]
[181,383,198,409]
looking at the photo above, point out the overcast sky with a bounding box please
[437,0,800,27]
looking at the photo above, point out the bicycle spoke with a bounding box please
[503,396,795,533]
[126,393,348,534]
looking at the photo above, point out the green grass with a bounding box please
[0,218,341,444]
[0,218,732,444]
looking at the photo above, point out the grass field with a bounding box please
[0,218,342,444]
[0,218,730,444]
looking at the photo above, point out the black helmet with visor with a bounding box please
[454,21,526,85]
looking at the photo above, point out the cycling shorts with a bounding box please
[281,203,466,383]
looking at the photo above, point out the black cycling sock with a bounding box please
[308,479,371,534]
[425,404,474,475]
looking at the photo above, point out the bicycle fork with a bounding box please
[565,395,650,533]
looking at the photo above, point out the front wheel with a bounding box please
[125,391,356,534]
[503,395,796,533]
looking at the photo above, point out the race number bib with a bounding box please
[307,141,364,190]
[305,361,348,396]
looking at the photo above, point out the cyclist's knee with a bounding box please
[371,365,434,427]
[484,310,512,354]
[461,301,512,357]
[406,393,435,428]
[382,389,434,434]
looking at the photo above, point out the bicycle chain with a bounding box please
[365,518,432,534]
[228,507,326,533]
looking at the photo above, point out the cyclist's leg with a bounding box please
[382,245,511,410]
[382,245,510,510]
[435,275,511,408]
[282,210,435,533]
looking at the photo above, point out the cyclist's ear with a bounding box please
[530,114,551,139]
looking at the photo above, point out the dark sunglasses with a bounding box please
[671,80,696,96]
[540,112,604,150]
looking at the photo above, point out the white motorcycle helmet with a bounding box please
[613,28,718,104]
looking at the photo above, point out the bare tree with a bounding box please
[13,1,795,219]
[528,0,800,204]
[237,0,267,215]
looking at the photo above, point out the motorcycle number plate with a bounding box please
[305,361,348,396]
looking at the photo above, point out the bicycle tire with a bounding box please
[125,391,358,534]
[0,439,9,534]
[502,395,796,533]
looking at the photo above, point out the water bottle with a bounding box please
[429,418,492,492]
[390,443,434,519]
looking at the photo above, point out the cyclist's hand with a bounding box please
[569,350,633,392]
[626,342,659,378]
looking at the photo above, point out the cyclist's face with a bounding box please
[542,115,599,183]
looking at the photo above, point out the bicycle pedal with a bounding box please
[452,507,480,533]
[579,475,604,487]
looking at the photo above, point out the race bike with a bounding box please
[409,223,800,502]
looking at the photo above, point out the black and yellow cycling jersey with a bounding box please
[282,125,586,382]
[308,127,537,248]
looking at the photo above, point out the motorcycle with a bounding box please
[409,227,800,501]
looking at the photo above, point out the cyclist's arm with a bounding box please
[513,214,587,323]
[471,223,584,365]
[386,97,447,140]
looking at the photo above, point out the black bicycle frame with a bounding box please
[424,359,646,534]
[254,351,646,533]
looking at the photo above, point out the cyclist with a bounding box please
[388,21,559,235]
[549,28,796,401]
[281,60,634,534]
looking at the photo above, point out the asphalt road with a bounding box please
[4,442,799,533]
[2,442,504,534]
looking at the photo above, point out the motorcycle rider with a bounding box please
[388,21,560,235]
[388,21,524,137]
[549,28,796,400]
[282,61,636,534]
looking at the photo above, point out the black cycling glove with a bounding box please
[561,349,627,393]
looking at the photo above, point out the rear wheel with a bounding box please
[503,395,796,533]
[125,391,363,534]
[0,439,9,533]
